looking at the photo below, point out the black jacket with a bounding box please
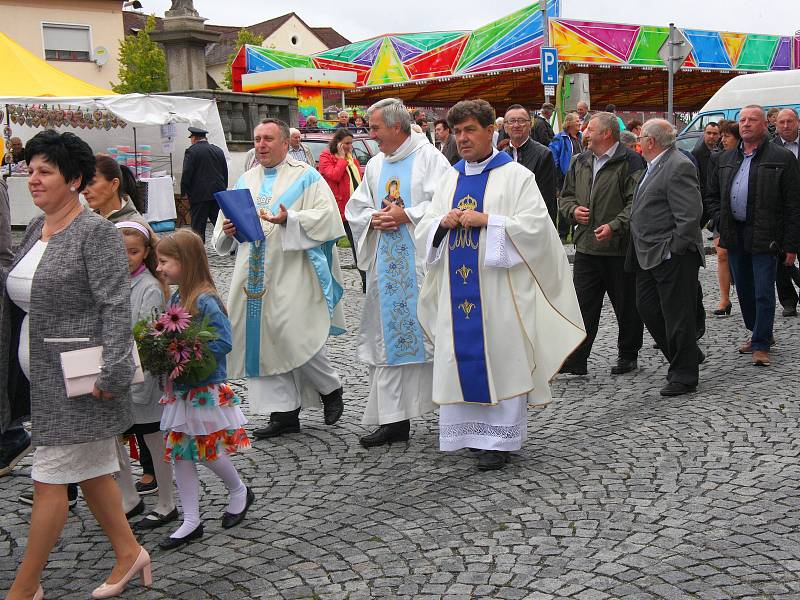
[532,115,555,146]
[180,140,228,204]
[691,140,717,198]
[504,138,558,224]
[706,138,800,254]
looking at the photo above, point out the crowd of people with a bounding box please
[0,95,798,599]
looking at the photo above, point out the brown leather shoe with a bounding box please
[752,350,771,366]
[738,340,752,354]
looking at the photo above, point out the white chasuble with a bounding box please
[416,156,586,449]
[212,158,346,385]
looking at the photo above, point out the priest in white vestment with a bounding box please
[212,119,347,438]
[416,100,586,470]
[345,98,452,447]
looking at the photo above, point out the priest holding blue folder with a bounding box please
[416,100,586,471]
[212,119,347,439]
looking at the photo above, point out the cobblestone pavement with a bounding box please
[2,230,800,599]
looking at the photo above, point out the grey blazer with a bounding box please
[630,148,705,271]
[0,209,134,446]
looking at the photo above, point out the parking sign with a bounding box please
[540,47,559,86]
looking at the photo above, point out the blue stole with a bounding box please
[448,151,513,404]
[237,165,344,377]
[375,152,426,365]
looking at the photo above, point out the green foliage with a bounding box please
[112,15,168,94]
[222,29,264,89]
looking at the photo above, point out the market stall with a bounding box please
[2,94,229,227]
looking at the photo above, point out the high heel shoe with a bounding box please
[712,303,732,317]
[90,547,152,599]
[33,585,44,600]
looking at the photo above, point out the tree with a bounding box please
[113,15,168,94]
[222,29,264,90]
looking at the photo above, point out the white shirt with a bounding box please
[592,142,619,178]
[640,148,669,187]
[780,136,799,158]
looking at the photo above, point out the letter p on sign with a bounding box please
[540,47,558,86]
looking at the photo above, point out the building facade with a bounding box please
[0,0,122,90]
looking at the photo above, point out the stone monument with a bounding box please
[151,0,220,91]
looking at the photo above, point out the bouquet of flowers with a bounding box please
[133,304,219,386]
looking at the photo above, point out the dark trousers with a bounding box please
[776,253,800,309]
[635,253,701,386]
[0,424,29,453]
[343,219,366,293]
[567,252,643,366]
[189,200,220,242]
[727,249,778,352]
[695,281,706,338]
[136,433,154,477]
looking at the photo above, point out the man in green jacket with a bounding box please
[559,112,646,376]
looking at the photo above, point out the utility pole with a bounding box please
[667,23,675,125]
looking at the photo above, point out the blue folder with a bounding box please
[213,189,265,243]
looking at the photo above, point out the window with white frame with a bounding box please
[42,23,91,61]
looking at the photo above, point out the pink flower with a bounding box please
[169,362,185,380]
[150,320,166,336]
[160,304,191,333]
[168,339,191,363]
[193,340,203,361]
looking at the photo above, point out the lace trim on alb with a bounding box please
[440,421,523,440]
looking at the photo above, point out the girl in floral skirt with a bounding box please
[155,229,253,550]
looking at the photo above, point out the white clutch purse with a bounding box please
[60,345,145,398]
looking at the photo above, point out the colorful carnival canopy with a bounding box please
[0,32,114,97]
[230,1,799,112]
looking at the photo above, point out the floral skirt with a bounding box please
[160,383,250,463]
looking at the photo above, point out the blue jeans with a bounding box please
[727,227,778,351]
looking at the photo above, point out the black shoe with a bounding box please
[782,305,798,317]
[20,483,79,509]
[359,421,411,448]
[320,387,344,426]
[559,363,588,376]
[698,349,706,365]
[712,303,732,317]
[0,438,32,476]
[136,478,159,495]
[222,487,255,529]
[126,498,145,520]
[159,523,204,550]
[660,382,697,397]
[134,507,179,530]
[610,358,637,375]
[252,420,300,439]
[477,450,509,471]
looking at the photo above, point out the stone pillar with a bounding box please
[151,11,220,92]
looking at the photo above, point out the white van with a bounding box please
[676,70,800,151]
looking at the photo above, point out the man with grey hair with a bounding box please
[629,118,705,396]
[336,110,352,131]
[559,111,645,376]
[287,127,314,165]
[213,118,347,438]
[707,105,800,367]
[772,107,800,316]
[532,102,556,146]
[345,98,451,448]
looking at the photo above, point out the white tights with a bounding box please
[170,453,246,539]
[115,433,175,516]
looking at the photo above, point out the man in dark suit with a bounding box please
[181,126,228,242]
[503,104,557,226]
[772,108,800,317]
[629,119,705,396]
[433,119,459,166]
[691,122,720,197]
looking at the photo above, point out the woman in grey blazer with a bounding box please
[0,131,151,600]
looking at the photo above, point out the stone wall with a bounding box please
[160,90,298,151]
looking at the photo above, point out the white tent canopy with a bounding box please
[1,93,230,179]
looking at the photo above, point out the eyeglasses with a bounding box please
[636,135,651,141]
[506,118,530,125]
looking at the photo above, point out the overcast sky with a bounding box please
[141,0,800,42]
